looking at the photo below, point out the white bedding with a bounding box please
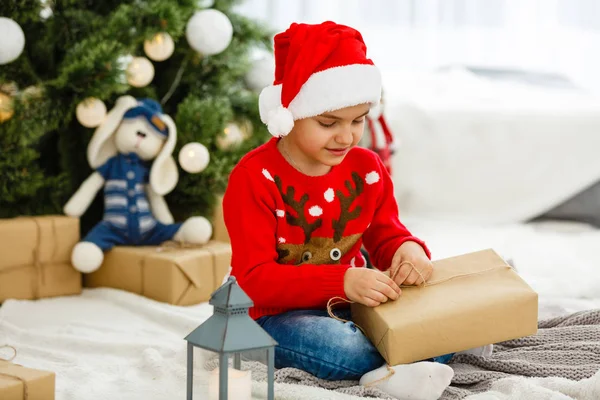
[1,220,600,400]
[385,69,600,224]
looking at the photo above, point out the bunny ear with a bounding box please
[87,95,138,168]
[150,114,179,195]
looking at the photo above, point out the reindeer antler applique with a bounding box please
[274,176,322,244]
[274,173,365,266]
[332,172,364,242]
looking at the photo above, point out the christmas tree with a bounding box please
[0,0,273,233]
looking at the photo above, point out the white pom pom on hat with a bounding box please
[267,106,295,137]
[258,21,382,137]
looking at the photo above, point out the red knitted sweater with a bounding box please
[223,138,429,320]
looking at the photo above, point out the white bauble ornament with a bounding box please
[40,4,53,20]
[76,98,107,128]
[144,32,175,62]
[186,10,233,56]
[126,56,155,87]
[216,122,244,150]
[245,55,275,92]
[179,142,210,173]
[197,0,215,7]
[0,18,26,65]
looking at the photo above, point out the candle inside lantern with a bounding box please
[208,367,252,400]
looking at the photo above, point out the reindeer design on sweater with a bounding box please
[274,172,365,265]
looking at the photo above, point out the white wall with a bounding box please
[236,0,600,95]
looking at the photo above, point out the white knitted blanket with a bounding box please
[444,309,600,400]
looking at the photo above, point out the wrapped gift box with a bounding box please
[212,194,229,243]
[84,241,232,305]
[0,216,82,302]
[0,360,55,400]
[351,249,538,365]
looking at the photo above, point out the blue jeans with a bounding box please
[256,309,454,381]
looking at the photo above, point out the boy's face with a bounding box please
[288,103,370,169]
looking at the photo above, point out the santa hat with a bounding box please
[259,21,382,137]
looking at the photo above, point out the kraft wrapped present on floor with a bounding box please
[212,194,229,243]
[0,360,55,400]
[351,249,538,365]
[0,216,82,302]
[84,241,232,305]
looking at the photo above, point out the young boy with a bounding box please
[224,21,489,400]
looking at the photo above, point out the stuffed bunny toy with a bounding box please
[64,96,212,273]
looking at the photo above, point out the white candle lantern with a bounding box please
[208,367,252,400]
[185,276,277,400]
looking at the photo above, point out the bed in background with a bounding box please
[461,67,600,227]
[383,66,600,225]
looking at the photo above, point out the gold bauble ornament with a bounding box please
[216,122,245,150]
[0,92,14,122]
[143,32,175,62]
[126,56,155,87]
[76,97,107,128]
[237,118,254,139]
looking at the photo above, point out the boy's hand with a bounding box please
[390,241,433,286]
[344,268,401,308]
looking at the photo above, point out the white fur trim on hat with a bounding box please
[259,64,381,137]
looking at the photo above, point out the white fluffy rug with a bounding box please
[0,288,380,400]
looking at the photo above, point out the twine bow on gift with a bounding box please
[139,240,225,305]
[326,261,424,387]
[156,240,206,251]
[13,217,59,299]
[0,344,17,362]
[31,218,49,299]
[327,261,426,324]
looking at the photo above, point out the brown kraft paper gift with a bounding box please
[0,216,82,302]
[84,241,232,305]
[212,194,229,243]
[0,360,55,400]
[351,249,538,365]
